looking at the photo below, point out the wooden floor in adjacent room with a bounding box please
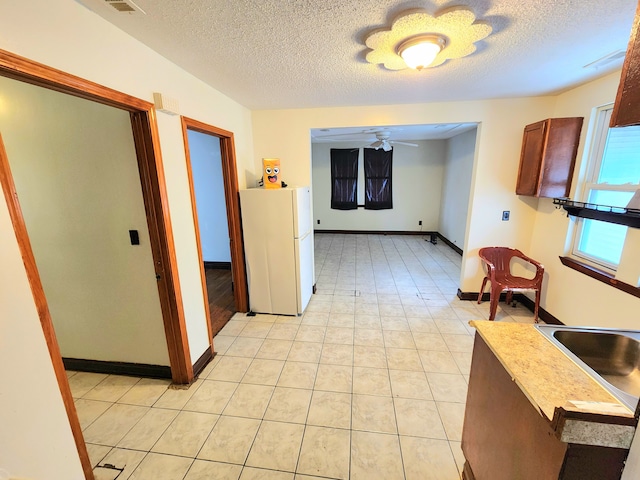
[205,267,235,338]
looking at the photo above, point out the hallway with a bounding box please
[70,234,537,479]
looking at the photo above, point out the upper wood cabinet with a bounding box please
[515,117,583,198]
[611,1,640,127]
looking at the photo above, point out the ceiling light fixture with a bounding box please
[364,6,492,71]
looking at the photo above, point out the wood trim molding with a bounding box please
[0,135,94,479]
[436,233,463,255]
[193,346,215,378]
[62,358,172,379]
[315,229,438,236]
[559,256,640,299]
[181,117,248,317]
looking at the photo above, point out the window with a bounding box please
[330,148,358,210]
[364,148,393,209]
[571,105,640,270]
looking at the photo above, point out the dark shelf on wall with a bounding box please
[553,198,640,228]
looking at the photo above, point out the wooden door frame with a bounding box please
[0,49,193,479]
[180,117,248,345]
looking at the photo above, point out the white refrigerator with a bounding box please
[239,186,313,315]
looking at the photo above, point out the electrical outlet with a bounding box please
[502,211,510,221]
[317,219,320,224]
[418,220,422,226]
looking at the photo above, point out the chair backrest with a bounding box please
[478,247,521,273]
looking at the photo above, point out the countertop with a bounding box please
[471,321,636,448]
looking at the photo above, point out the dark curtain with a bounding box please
[364,148,393,210]
[330,148,358,210]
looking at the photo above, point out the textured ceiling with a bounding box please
[78,0,637,110]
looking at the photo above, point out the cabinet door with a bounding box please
[516,120,546,195]
[611,2,640,127]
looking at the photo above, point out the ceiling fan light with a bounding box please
[397,35,446,70]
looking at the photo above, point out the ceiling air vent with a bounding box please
[104,0,145,14]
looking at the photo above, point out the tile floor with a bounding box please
[70,234,538,480]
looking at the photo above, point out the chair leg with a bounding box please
[505,290,513,305]
[534,289,541,324]
[478,277,488,304]
[489,285,500,321]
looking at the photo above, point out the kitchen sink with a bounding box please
[536,325,640,412]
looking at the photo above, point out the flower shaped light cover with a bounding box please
[365,6,492,71]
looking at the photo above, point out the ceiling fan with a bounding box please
[314,129,419,151]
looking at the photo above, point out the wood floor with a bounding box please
[205,267,236,338]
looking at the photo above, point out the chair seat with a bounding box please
[492,274,539,290]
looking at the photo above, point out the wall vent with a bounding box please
[104,0,146,14]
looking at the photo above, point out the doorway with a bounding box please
[181,117,248,343]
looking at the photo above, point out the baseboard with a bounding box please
[436,233,463,256]
[314,229,436,236]
[204,261,232,270]
[62,357,172,379]
[456,289,564,325]
[193,346,215,378]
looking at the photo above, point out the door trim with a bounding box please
[0,48,193,478]
[180,117,248,347]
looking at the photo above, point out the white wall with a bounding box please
[188,130,231,262]
[0,172,84,479]
[0,76,169,365]
[0,0,256,474]
[311,140,446,231]
[439,128,478,248]
[528,71,640,329]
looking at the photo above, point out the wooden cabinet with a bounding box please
[611,2,640,127]
[462,334,630,480]
[515,117,583,198]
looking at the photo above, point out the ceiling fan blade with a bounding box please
[382,143,393,152]
[390,141,419,147]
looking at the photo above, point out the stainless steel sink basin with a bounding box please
[537,325,640,411]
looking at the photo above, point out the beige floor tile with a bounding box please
[442,333,474,352]
[246,420,305,471]
[412,332,448,351]
[452,351,472,374]
[225,337,265,358]
[278,361,319,389]
[117,378,171,407]
[239,321,273,338]
[385,348,423,371]
[382,330,415,348]
[307,391,351,429]
[151,410,218,457]
[208,356,253,382]
[69,372,109,398]
[297,426,350,479]
[354,303,380,316]
[222,383,274,418]
[352,394,397,434]
[378,304,405,317]
[436,401,466,441]
[118,407,179,451]
[264,387,312,424]
[389,370,433,400]
[301,312,330,326]
[404,304,431,317]
[83,403,149,446]
[354,314,381,329]
[184,459,242,480]
[129,452,193,480]
[75,398,112,430]
[330,301,355,314]
[418,350,461,374]
[350,431,404,480]
[305,301,332,313]
[183,379,238,414]
[83,375,140,402]
[95,448,146,479]
[319,344,353,366]
[295,325,326,343]
[241,467,295,480]
[85,443,111,467]
[241,359,285,386]
[324,327,354,345]
[394,398,447,439]
[327,313,356,327]
[407,317,440,333]
[214,335,236,355]
[353,345,387,368]
[381,316,411,331]
[153,379,203,410]
[353,328,384,347]
[434,318,468,334]
[314,364,353,393]
[287,341,323,363]
[377,294,401,305]
[256,339,294,360]
[197,415,261,464]
[219,320,248,336]
[426,372,469,403]
[352,367,391,396]
[267,324,300,341]
[400,436,460,480]
[449,440,466,476]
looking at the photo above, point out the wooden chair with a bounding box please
[477,247,544,322]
